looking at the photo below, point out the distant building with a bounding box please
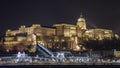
[84,29,114,40]
[1,15,119,52]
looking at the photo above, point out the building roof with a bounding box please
[53,23,77,27]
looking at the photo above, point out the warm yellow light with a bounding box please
[74,45,80,51]
[115,34,119,39]
[70,37,74,41]
[82,46,86,50]
[61,39,64,42]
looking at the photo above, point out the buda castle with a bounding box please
[1,15,119,52]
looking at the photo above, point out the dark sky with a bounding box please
[0,0,120,36]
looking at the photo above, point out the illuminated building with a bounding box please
[1,15,119,52]
[84,29,114,40]
[53,24,77,37]
[77,14,87,30]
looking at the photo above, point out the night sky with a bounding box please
[0,0,120,36]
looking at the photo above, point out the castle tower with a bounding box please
[76,14,87,30]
